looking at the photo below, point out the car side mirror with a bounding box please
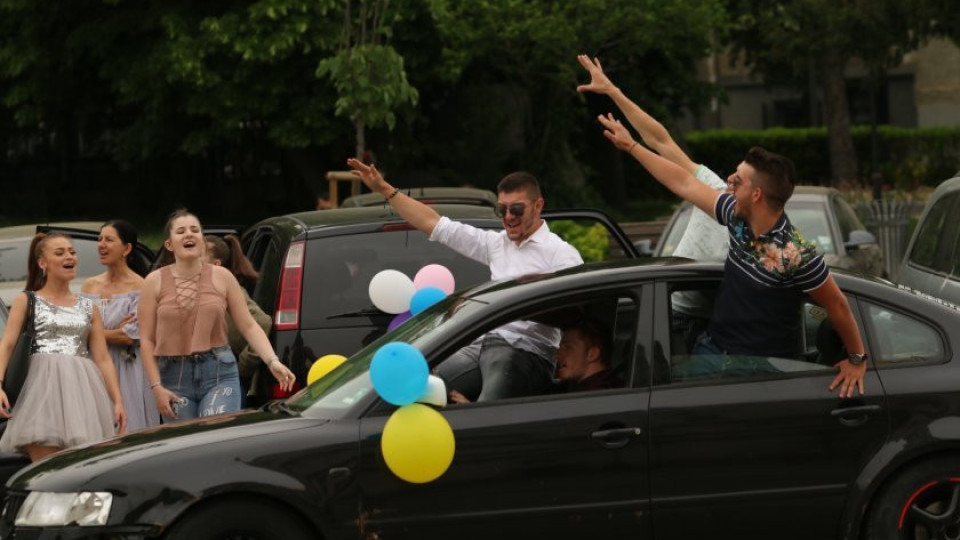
[634,239,655,257]
[844,229,877,250]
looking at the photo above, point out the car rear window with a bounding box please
[300,230,490,327]
[0,236,102,283]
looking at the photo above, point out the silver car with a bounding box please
[655,186,884,276]
[898,175,960,302]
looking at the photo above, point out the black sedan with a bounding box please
[1,260,959,540]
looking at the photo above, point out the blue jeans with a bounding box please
[157,345,242,420]
[434,335,555,402]
[675,332,778,381]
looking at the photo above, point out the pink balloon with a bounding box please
[413,264,455,295]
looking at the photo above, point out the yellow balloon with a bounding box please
[307,354,347,384]
[381,403,455,483]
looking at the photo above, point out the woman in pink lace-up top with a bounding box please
[139,209,295,421]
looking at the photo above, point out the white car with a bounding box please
[0,222,154,308]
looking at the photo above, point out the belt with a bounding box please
[161,344,231,361]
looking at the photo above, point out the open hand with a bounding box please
[576,54,615,94]
[829,360,866,398]
[597,113,637,152]
[347,158,388,193]
[268,360,297,393]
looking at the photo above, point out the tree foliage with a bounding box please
[725,0,957,184]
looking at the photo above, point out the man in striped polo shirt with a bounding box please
[596,113,868,397]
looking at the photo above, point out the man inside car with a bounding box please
[347,159,583,402]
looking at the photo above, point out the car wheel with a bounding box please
[867,455,960,540]
[164,498,313,540]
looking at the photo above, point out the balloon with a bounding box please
[413,264,456,295]
[370,342,429,405]
[410,287,446,316]
[307,354,347,385]
[368,270,416,314]
[381,403,455,483]
[387,311,412,332]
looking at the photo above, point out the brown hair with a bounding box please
[163,208,199,240]
[26,232,71,291]
[205,234,258,289]
[743,146,796,211]
[497,171,542,200]
[563,316,612,366]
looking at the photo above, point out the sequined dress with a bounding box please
[0,295,116,453]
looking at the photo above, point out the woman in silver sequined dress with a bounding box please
[81,220,160,432]
[0,233,127,462]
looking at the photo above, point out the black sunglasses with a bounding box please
[495,203,526,218]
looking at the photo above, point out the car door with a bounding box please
[648,279,888,540]
[355,286,653,539]
[543,209,642,261]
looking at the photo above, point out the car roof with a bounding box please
[790,185,838,202]
[258,204,499,231]
[0,221,104,240]
[340,187,498,208]
[928,176,960,200]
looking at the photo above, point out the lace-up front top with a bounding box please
[154,264,228,356]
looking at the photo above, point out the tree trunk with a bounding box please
[819,50,858,186]
[354,117,365,160]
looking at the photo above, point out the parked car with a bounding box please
[240,205,638,402]
[898,175,960,302]
[655,186,884,276]
[340,186,498,208]
[1,260,957,539]
[0,223,155,308]
[0,300,6,336]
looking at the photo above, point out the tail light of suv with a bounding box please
[274,241,305,331]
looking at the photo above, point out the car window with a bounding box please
[548,218,633,262]
[831,196,863,243]
[862,302,945,367]
[299,231,490,327]
[662,283,834,385]
[909,192,960,275]
[657,205,692,257]
[0,236,102,284]
[785,202,835,254]
[247,234,282,314]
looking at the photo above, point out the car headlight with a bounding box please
[15,491,113,527]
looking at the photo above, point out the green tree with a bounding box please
[726,0,956,185]
[317,0,419,159]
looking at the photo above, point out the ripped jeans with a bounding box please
[157,345,242,420]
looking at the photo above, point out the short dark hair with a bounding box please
[744,146,796,211]
[497,171,542,200]
[563,316,611,366]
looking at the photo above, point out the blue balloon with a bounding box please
[410,287,447,315]
[370,342,429,405]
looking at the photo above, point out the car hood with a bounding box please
[8,408,326,492]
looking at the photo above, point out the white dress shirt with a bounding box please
[430,216,583,359]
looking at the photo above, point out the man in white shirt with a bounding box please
[347,159,583,401]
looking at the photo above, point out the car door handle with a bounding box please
[830,404,882,427]
[591,427,642,450]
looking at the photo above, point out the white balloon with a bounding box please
[416,375,448,407]
[368,270,416,314]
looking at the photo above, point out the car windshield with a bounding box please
[657,205,692,257]
[285,294,478,418]
[785,201,835,254]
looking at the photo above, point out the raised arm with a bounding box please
[346,158,441,235]
[598,113,718,216]
[577,55,698,174]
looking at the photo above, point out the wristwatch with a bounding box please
[848,353,867,366]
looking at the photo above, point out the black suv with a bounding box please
[240,204,638,402]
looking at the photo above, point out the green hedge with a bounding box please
[684,126,960,188]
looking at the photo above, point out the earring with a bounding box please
[41,267,46,277]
